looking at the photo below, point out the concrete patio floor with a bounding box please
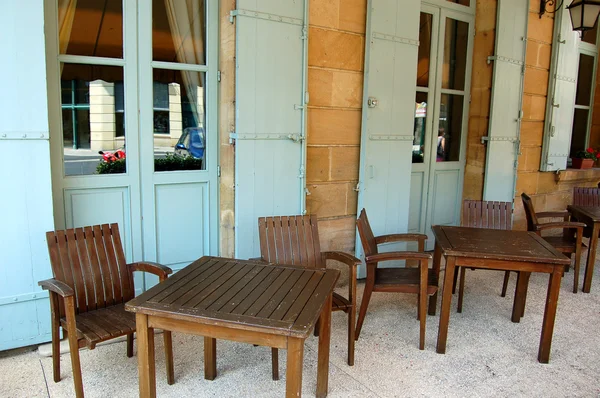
[2,255,600,397]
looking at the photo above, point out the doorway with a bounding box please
[409,5,474,248]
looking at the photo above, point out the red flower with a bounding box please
[596,153,600,159]
[587,147,595,153]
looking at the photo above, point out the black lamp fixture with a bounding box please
[540,0,600,31]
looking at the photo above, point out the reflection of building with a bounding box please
[62,79,204,150]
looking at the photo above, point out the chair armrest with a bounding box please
[535,221,586,231]
[128,261,173,278]
[536,211,570,219]
[38,278,74,298]
[322,251,361,268]
[365,251,431,263]
[375,233,428,245]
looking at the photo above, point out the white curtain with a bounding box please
[164,0,206,124]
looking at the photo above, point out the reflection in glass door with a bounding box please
[408,5,474,247]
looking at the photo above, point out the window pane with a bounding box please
[153,0,207,65]
[575,54,595,106]
[447,0,470,5]
[438,94,464,162]
[581,23,598,45]
[61,64,126,176]
[153,69,206,171]
[58,0,123,58]
[417,13,433,87]
[569,109,590,159]
[413,93,428,163]
[442,19,469,91]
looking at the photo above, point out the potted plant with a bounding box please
[572,147,600,169]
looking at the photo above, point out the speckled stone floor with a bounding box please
[2,253,600,397]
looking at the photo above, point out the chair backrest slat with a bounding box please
[356,209,378,257]
[462,200,512,230]
[521,193,538,231]
[46,223,130,315]
[573,187,600,207]
[258,215,324,269]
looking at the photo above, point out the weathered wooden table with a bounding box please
[125,256,340,397]
[432,226,570,363]
[567,205,600,293]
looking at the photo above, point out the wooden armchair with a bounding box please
[258,215,360,379]
[453,200,513,313]
[38,224,174,398]
[521,193,585,293]
[355,209,436,350]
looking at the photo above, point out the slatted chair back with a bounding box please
[573,187,600,206]
[521,193,539,232]
[356,209,378,258]
[462,200,512,230]
[258,215,324,269]
[46,223,133,316]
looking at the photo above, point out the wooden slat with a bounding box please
[266,270,316,320]
[275,271,323,321]
[255,270,306,318]
[292,271,339,329]
[206,265,270,312]
[289,216,301,265]
[273,216,286,264]
[258,218,269,261]
[309,215,323,268]
[66,228,88,313]
[266,217,277,263]
[109,223,133,301]
[75,228,97,311]
[84,226,105,309]
[303,216,317,268]
[227,267,286,315]
[281,216,293,264]
[101,224,123,303]
[186,264,256,309]
[93,225,115,307]
[241,268,297,316]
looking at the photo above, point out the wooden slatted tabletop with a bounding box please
[126,256,340,397]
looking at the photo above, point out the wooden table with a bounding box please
[432,226,570,363]
[125,256,340,397]
[567,205,600,293]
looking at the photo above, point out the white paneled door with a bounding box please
[46,0,219,292]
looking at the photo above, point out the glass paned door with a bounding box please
[408,6,473,247]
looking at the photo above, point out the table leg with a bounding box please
[316,293,332,397]
[136,313,156,398]
[428,242,443,316]
[538,267,563,363]
[512,272,530,323]
[436,255,455,354]
[286,337,304,398]
[583,223,599,293]
[204,337,217,380]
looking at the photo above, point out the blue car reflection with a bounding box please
[174,127,205,159]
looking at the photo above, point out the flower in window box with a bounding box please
[572,147,599,169]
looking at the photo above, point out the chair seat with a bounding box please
[332,292,351,312]
[373,268,438,295]
[61,303,136,349]
[544,236,587,253]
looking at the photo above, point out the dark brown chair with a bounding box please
[258,215,360,379]
[38,224,174,398]
[573,186,600,206]
[453,200,514,313]
[521,193,585,293]
[355,209,436,350]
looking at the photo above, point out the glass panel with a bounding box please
[153,69,206,171]
[417,13,433,87]
[581,22,598,45]
[447,0,470,6]
[576,54,595,106]
[413,93,428,163]
[60,64,125,176]
[438,94,464,162]
[58,0,123,58]
[152,0,207,65]
[442,19,469,91]
[569,109,590,159]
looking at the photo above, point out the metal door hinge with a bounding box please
[299,166,305,178]
[354,183,360,192]
[217,70,221,82]
[229,132,237,144]
[217,165,221,177]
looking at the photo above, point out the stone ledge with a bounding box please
[555,167,600,184]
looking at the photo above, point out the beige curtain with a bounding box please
[164,0,206,124]
[58,0,78,54]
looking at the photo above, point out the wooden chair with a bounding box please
[258,215,360,379]
[453,200,513,313]
[38,223,174,398]
[355,209,436,350]
[521,193,585,293]
[573,186,600,206]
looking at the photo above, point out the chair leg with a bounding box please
[126,333,134,358]
[457,267,466,313]
[347,306,355,366]
[501,271,511,297]
[164,331,175,385]
[452,266,459,294]
[49,292,61,383]
[271,348,279,380]
[313,319,320,337]
[573,250,581,294]
[355,282,374,341]
[64,298,83,398]
[418,260,427,350]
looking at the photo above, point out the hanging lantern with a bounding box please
[567,0,600,31]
